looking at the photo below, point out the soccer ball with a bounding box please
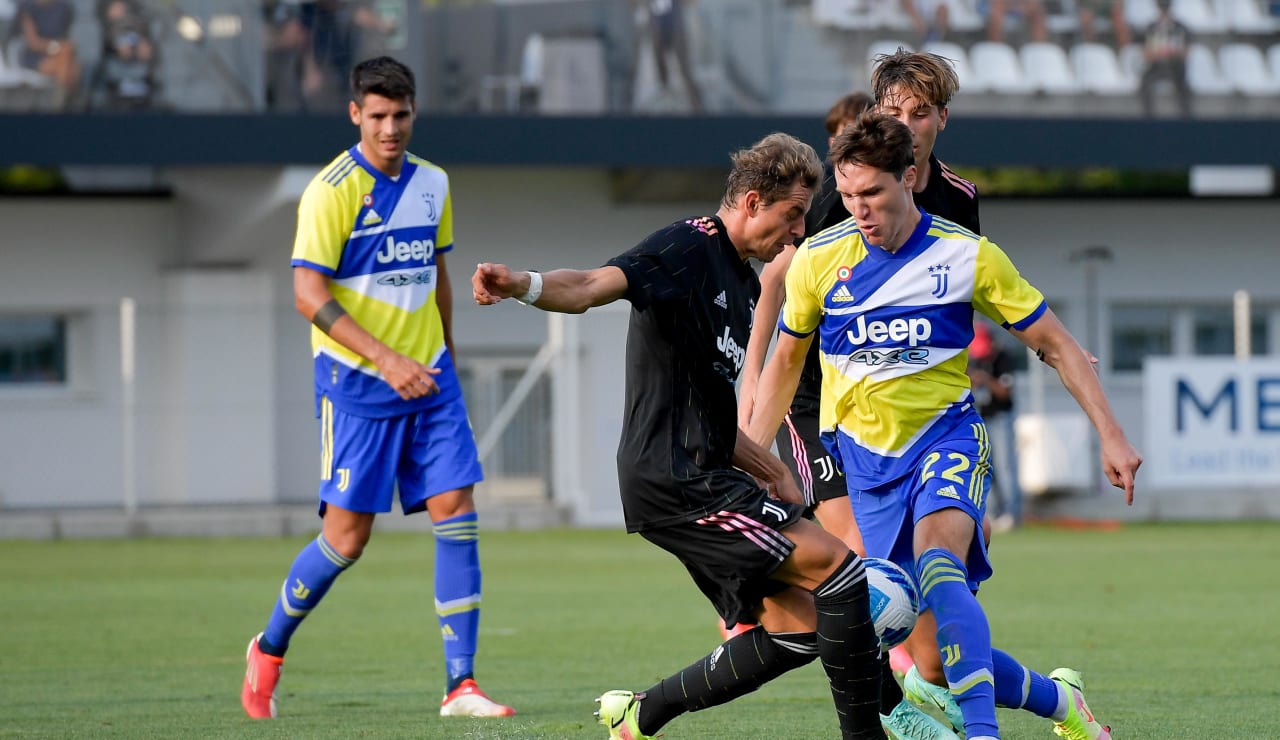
[863,557,920,650]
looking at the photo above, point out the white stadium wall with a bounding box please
[1,167,1277,522]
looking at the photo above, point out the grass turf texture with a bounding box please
[1,522,1276,738]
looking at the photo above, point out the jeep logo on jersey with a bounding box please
[845,314,932,347]
[716,326,746,373]
[377,269,433,287]
[375,235,435,264]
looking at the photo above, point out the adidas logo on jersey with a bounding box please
[935,485,961,500]
[714,290,728,309]
[832,285,854,303]
[362,209,383,226]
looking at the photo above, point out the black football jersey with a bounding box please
[606,215,761,532]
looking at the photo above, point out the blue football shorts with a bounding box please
[316,386,483,516]
[839,429,992,589]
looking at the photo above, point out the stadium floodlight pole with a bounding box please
[120,297,137,517]
[1070,246,1114,497]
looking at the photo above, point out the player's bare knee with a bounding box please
[426,487,476,521]
[326,530,370,560]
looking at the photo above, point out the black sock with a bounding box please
[635,626,817,735]
[879,651,904,713]
[813,552,885,739]
[446,672,473,694]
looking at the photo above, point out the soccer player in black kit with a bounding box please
[472,132,886,740]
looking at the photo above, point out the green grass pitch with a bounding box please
[1,521,1277,738]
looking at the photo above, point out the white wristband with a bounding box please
[515,270,542,305]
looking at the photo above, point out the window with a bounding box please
[0,315,67,384]
[1110,305,1173,372]
[1192,305,1268,356]
[1109,302,1274,371]
[456,356,552,483]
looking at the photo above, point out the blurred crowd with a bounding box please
[263,0,397,113]
[0,0,398,112]
[0,0,1275,116]
[3,0,157,111]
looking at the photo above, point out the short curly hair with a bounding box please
[721,132,823,209]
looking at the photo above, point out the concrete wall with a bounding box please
[1,168,1276,520]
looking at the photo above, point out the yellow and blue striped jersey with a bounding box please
[781,210,1046,486]
[291,146,454,417]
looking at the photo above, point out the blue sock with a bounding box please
[991,648,1063,718]
[918,548,999,739]
[434,512,481,693]
[261,534,355,656]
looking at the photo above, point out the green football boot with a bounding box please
[881,699,962,740]
[594,690,655,740]
[903,664,965,733]
[1050,668,1112,740]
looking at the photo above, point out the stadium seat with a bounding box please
[1125,0,1162,30]
[1172,0,1229,32]
[1072,42,1140,94]
[940,0,986,32]
[1216,0,1280,33]
[1218,42,1280,94]
[1021,41,1083,94]
[814,0,918,31]
[969,41,1035,95]
[1186,43,1237,94]
[813,0,880,30]
[1119,43,1146,80]
[1046,5,1083,35]
[922,41,985,93]
[876,0,924,31]
[0,37,53,90]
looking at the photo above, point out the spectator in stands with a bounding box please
[91,0,157,110]
[983,0,1049,42]
[264,0,311,111]
[1077,0,1131,47]
[301,0,397,109]
[15,0,80,108]
[902,0,952,43]
[635,0,704,113]
[967,320,1023,532]
[1138,0,1192,117]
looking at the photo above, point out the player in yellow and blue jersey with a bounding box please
[748,113,1141,740]
[240,56,515,721]
[740,52,987,738]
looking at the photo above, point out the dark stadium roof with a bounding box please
[7,114,1275,169]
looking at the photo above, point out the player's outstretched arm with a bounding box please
[1013,309,1142,504]
[738,245,796,428]
[472,262,628,314]
[745,331,812,449]
[294,266,442,399]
